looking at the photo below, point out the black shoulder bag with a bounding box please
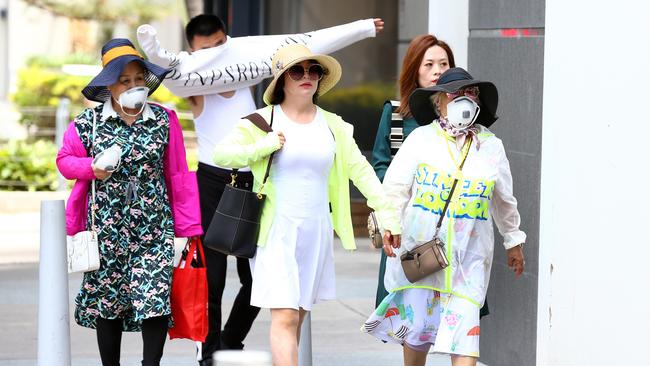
[203,109,275,258]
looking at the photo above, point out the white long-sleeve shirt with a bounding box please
[383,122,526,306]
[137,19,376,97]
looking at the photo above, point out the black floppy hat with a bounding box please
[409,67,499,127]
[81,38,170,103]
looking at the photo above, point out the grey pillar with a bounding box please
[298,312,312,366]
[468,0,545,365]
[37,200,71,366]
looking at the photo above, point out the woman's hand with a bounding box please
[373,18,384,34]
[506,244,525,277]
[382,230,401,257]
[277,131,286,148]
[91,163,111,180]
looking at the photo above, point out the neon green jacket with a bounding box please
[213,105,401,250]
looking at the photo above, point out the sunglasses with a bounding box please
[287,64,325,81]
[446,86,480,101]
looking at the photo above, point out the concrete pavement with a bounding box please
[0,205,485,366]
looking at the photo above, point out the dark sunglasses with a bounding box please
[446,86,480,101]
[287,64,325,81]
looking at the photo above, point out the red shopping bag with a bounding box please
[169,237,209,342]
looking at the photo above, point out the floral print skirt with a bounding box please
[362,288,481,357]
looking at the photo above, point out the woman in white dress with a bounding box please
[363,68,526,366]
[213,44,402,366]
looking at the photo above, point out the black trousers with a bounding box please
[95,316,168,366]
[197,163,261,361]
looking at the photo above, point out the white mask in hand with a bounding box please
[114,86,149,117]
[93,145,122,173]
[446,96,480,130]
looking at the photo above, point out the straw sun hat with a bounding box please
[81,38,170,103]
[263,43,342,105]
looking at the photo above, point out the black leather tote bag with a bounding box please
[203,110,275,258]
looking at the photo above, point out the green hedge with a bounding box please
[0,140,59,191]
[12,58,190,124]
[319,83,396,150]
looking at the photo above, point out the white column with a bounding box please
[540,1,650,364]
[213,350,272,366]
[428,0,469,68]
[37,200,71,366]
[0,0,8,100]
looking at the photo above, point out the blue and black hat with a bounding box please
[409,67,499,127]
[81,38,170,103]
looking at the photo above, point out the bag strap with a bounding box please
[238,108,276,189]
[387,100,404,158]
[191,237,206,268]
[435,139,472,233]
[244,111,273,133]
[89,108,97,230]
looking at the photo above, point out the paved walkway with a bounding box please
[0,201,486,366]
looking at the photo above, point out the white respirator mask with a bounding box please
[114,86,149,117]
[445,96,480,130]
[93,144,122,173]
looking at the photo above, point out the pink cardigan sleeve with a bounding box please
[56,122,95,180]
[162,106,203,237]
[56,120,93,235]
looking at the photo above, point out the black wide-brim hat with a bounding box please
[409,67,499,127]
[81,38,170,103]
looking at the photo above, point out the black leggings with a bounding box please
[96,316,168,366]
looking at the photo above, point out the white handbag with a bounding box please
[66,108,101,274]
[67,229,100,273]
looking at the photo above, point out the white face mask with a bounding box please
[114,86,149,117]
[445,96,480,130]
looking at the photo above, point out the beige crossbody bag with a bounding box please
[400,140,471,283]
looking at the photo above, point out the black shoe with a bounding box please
[220,339,244,350]
[198,358,212,366]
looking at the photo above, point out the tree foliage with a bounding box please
[21,0,180,26]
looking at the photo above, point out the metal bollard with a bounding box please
[298,312,312,366]
[213,350,272,366]
[55,98,70,191]
[37,200,71,366]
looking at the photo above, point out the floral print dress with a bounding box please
[74,103,175,331]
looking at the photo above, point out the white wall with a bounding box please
[539,1,650,365]
[7,0,76,95]
[0,0,8,101]
[428,0,468,68]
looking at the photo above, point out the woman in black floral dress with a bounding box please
[57,38,203,366]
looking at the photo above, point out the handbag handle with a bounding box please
[192,237,206,268]
[435,139,472,233]
[181,237,207,268]
[89,108,97,230]
[230,107,276,196]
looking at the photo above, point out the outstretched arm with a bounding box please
[137,18,379,97]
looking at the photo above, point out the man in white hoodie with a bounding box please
[138,15,384,365]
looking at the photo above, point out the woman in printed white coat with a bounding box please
[363,68,526,366]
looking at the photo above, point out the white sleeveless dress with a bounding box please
[249,105,336,311]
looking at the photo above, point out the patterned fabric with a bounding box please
[436,117,481,151]
[73,104,175,331]
[363,289,480,357]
